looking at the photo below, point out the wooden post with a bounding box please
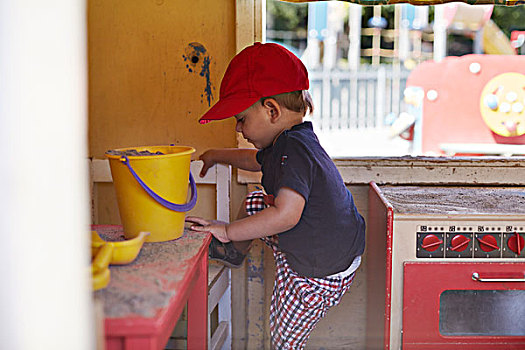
[372,6,382,66]
[433,4,447,62]
[187,252,209,349]
[234,2,264,348]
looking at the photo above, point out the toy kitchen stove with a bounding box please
[366,183,525,350]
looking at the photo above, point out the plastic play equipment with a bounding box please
[442,2,493,31]
[480,72,525,137]
[400,55,525,156]
[482,20,516,55]
[511,30,525,54]
[443,3,515,55]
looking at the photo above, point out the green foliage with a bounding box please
[491,5,525,37]
[266,1,525,46]
[266,0,308,32]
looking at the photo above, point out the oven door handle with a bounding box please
[472,272,525,283]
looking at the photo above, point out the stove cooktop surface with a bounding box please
[379,186,525,215]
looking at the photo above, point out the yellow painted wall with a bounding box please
[88,0,238,157]
[88,0,240,223]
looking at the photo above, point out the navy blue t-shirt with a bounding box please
[256,121,365,278]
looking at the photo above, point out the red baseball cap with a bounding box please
[199,42,309,124]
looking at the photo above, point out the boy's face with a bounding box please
[234,101,279,149]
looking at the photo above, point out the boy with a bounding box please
[186,42,365,349]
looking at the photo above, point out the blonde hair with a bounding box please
[261,90,314,116]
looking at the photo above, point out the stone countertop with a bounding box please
[93,225,210,319]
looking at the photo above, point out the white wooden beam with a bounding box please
[0,1,92,349]
[236,0,264,52]
[334,157,525,185]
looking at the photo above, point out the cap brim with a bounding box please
[199,95,260,124]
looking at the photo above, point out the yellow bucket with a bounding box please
[105,145,196,242]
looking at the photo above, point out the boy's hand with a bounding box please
[185,216,230,243]
[199,150,217,177]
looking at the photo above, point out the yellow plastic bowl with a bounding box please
[92,267,111,291]
[92,243,114,273]
[91,230,150,265]
[91,243,113,290]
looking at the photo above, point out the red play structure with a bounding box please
[398,54,525,156]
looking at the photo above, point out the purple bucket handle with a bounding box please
[120,156,197,212]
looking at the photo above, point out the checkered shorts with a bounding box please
[246,191,356,349]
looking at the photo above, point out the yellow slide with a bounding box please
[483,19,516,55]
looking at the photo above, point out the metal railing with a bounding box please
[308,65,411,131]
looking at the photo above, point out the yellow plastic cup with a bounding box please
[105,145,196,242]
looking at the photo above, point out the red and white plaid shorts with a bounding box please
[246,191,356,349]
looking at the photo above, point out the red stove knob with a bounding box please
[507,232,524,255]
[421,234,443,252]
[477,235,499,252]
[450,235,470,252]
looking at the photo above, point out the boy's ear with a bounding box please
[263,98,281,122]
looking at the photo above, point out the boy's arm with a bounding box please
[227,187,305,240]
[187,187,305,242]
[199,148,260,177]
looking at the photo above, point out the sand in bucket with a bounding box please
[105,145,196,242]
